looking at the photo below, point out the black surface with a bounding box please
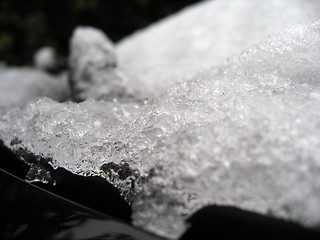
[34,167,132,222]
[2,144,320,240]
[180,205,320,240]
[0,168,165,240]
[0,142,131,221]
[0,141,29,179]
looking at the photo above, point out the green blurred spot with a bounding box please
[0,32,13,51]
[136,0,149,7]
[74,0,98,11]
[24,12,47,49]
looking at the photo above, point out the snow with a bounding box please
[33,46,57,72]
[1,0,320,238]
[116,0,320,98]
[69,26,134,102]
[0,67,69,113]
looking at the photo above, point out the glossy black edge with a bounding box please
[3,142,320,240]
[0,141,131,221]
[180,204,320,240]
[0,168,168,240]
[1,168,111,217]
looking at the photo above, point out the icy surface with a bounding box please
[0,19,320,238]
[69,27,134,102]
[116,0,320,98]
[0,67,69,113]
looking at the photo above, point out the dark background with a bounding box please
[0,0,201,66]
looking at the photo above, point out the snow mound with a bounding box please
[1,20,320,238]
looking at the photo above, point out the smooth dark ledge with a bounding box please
[0,142,131,221]
[34,167,132,222]
[0,141,29,179]
[180,205,320,240]
[2,142,320,240]
[0,168,166,240]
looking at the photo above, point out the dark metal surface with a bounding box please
[180,205,320,240]
[1,143,320,240]
[0,168,166,240]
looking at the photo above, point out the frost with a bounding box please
[1,0,320,239]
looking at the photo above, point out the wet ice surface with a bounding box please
[1,0,320,239]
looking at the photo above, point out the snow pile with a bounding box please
[116,0,320,98]
[69,27,134,102]
[0,67,69,113]
[0,0,320,239]
[33,46,57,72]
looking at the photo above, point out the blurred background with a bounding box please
[0,0,201,66]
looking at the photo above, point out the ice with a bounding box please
[0,67,69,113]
[69,26,135,102]
[0,18,320,238]
[116,0,320,98]
[129,21,320,237]
[1,0,320,238]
